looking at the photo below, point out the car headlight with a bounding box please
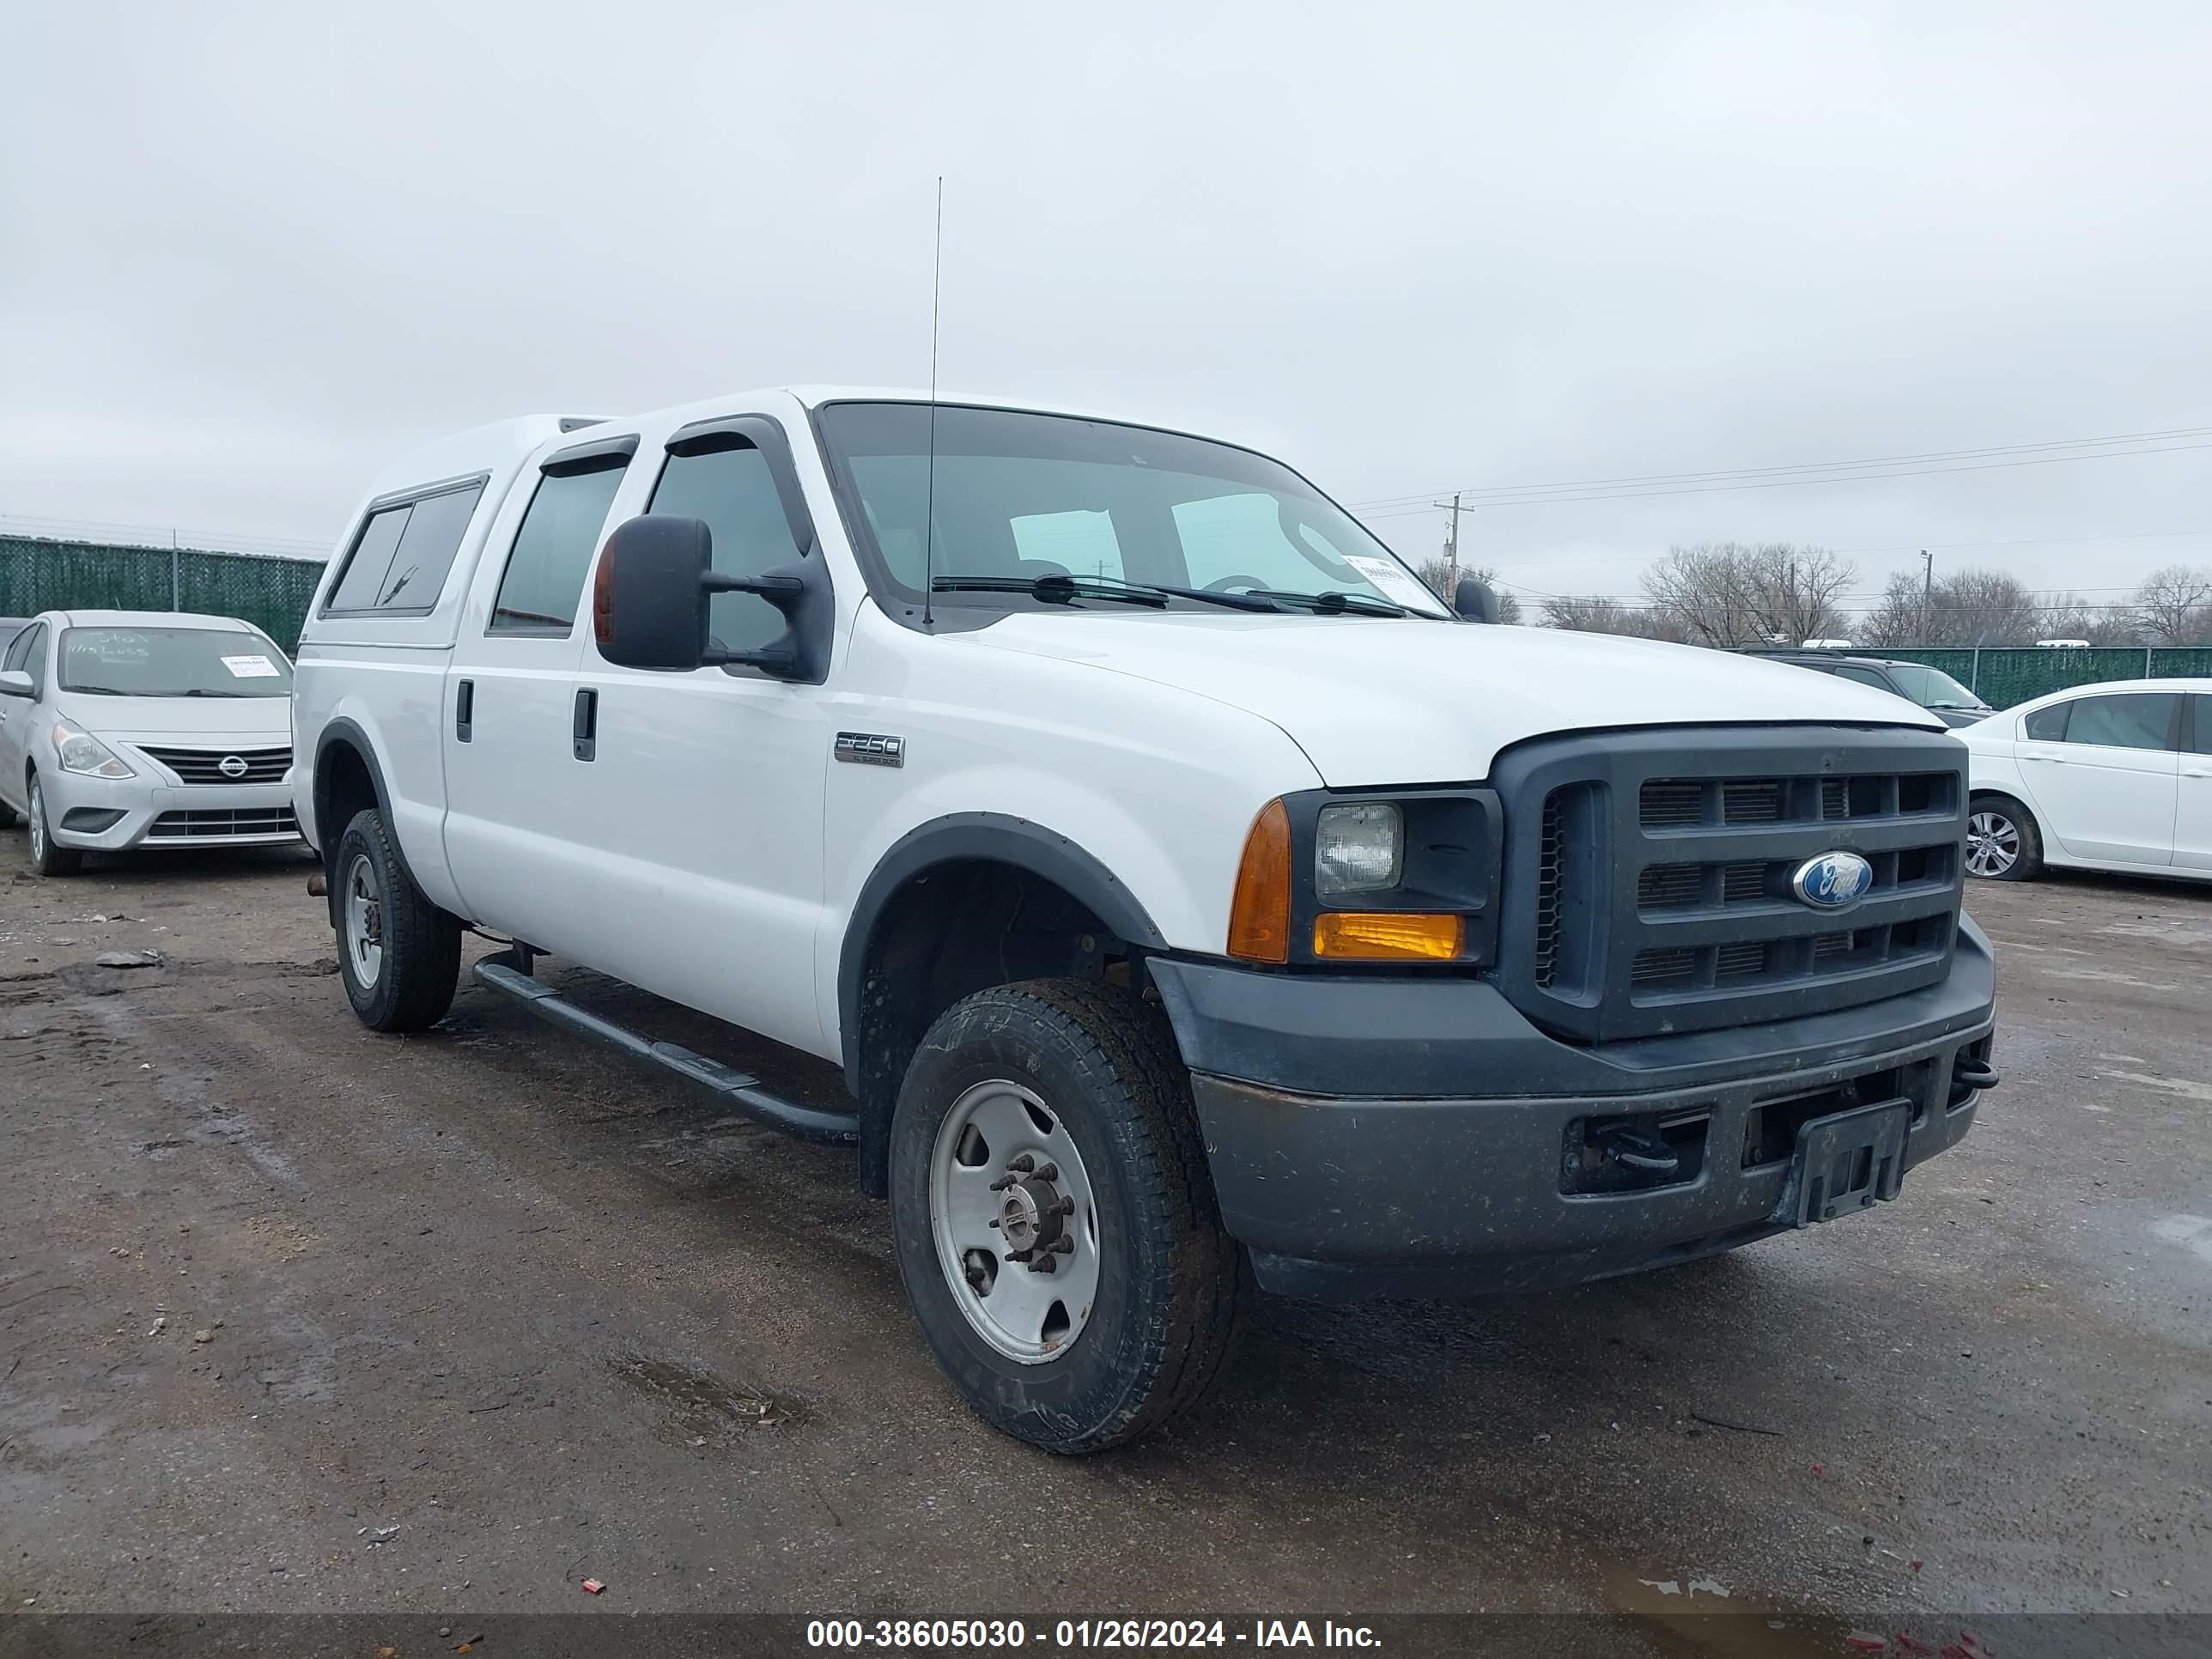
[52,720,136,780]
[1316,802,1402,896]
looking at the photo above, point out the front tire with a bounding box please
[1966,794,2043,881]
[890,979,1244,1454]
[333,807,461,1031]
[25,775,83,877]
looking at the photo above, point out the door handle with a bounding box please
[455,678,474,743]
[572,687,598,763]
[2185,768,2212,779]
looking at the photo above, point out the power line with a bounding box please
[1347,422,2212,513]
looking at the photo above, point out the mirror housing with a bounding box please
[1453,575,1502,624]
[592,514,831,682]
[0,669,32,699]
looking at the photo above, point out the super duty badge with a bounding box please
[835,732,905,768]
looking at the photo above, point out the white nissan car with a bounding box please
[1960,678,2212,882]
[0,610,302,875]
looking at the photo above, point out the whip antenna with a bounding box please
[922,176,944,626]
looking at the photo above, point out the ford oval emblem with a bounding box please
[218,754,249,779]
[1791,850,1874,910]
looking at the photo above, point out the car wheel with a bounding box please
[333,806,462,1031]
[25,774,84,877]
[890,978,1246,1455]
[1966,795,2042,881]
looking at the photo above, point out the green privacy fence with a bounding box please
[0,536,326,653]
[1875,647,2212,708]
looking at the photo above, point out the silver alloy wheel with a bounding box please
[927,1079,1101,1364]
[27,779,47,864]
[1966,810,2020,878]
[343,852,385,987]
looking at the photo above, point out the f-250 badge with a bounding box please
[835,732,905,768]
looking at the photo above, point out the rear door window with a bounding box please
[647,440,807,653]
[491,457,630,633]
[2189,695,2212,756]
[2022,702,2071,741]
[2061,692,2179,751]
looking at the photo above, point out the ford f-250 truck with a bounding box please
[292,387,1999,1452]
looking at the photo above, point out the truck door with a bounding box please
[440,438,637,940]
[559,416,836,1057]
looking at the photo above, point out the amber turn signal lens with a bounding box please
[1226,799,1293,963]
[1312,911,1464,961]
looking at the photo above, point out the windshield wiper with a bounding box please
[1251,588,1409,617]
[64,684,126,695]
[179,688,252,697]
[932,574,1169,608]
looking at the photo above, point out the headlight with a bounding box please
[52,720,136,780]
[1315,802,1401,896]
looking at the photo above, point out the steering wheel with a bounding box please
[1204,574,1270,593]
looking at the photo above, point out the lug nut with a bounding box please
[1050,1235,1074,1255]
[1006,1248,1033,1264]
[1036,1163,1059,1182]
[1030,1255,1058,1274]
[988,1175,1017,1192]
[1055,1195,1076,1216]
[1007,1154,1036,1174]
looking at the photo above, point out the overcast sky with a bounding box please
[5,1,2209,622]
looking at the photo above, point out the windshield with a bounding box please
[58,627,294,697]
[1883,663,1984,710]
[816,403,1448,618]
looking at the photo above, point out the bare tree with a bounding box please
[2131,563,2212,646]
[2036,592,2139,646]
[1639,542,1855,647]
[1539,593,1684,641]
[1413,558,1522,623]
[1862,568,2040,646]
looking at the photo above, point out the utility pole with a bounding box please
[1433,493,1463,592]
[1920,549,1933,644]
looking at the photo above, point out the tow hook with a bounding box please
[1592,1122,1680,1176]
[1954,1055,2000,1091]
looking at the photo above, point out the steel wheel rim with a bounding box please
[927,1079,1101,1364]
[343,853,385,987]
[27,781,46,863]
[1966,811,2019,877]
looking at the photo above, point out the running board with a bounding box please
[471,949,859,1145]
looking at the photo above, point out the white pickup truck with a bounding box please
[292,387,2000,1452]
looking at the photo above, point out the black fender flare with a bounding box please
[836,811,1169,1099]
[312,719,427,927]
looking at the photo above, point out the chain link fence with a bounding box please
[0,537,326,653]
[1875,646,2212,708]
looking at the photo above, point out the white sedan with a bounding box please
[1959,678,2212,882]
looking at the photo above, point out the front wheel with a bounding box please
[332,807,462,1030]
[1966,795,2043,881]
[25,775,84,877]
[890,979,1245,1454]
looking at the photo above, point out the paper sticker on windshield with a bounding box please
[221,654,281,678]
[1344,555,1440,610]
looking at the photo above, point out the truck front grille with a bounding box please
[1494,726,1967,1043]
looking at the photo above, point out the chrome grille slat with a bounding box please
[138,744,292,786]
[146,807,299,841]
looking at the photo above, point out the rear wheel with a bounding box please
[25,775,83,877]
[1966,795,2043,881]
[890,978,1244,1454]
[333,807,462,1030]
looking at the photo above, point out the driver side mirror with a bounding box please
[592,515,831,683]
[1453,576,1502,624]
[0,669,33,699]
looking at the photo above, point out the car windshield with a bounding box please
[816,403,1449,618]
[58,627,293,697]
[1883,663,1984,710]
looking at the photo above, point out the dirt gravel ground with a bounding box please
[1,832,2207,1649]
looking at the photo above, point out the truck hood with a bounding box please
[969,614,1946,785]
[54,691,294,745]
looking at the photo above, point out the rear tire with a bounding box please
[1966,794,2042,881]
[333,807,462,1031]
[25,775,83,877]
[889,978,1245,1454]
